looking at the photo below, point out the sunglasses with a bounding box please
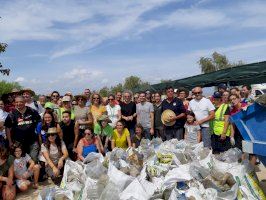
[193,92,202,95]
[230,98,237,101]
[108,98,114,101]
[48,133,57,137]
[52,95,59,97]
[93,97,100,100]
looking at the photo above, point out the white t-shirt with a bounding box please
[0,109,8,122]
[106,104,121,128]
[188,97,215,128]
[14,153,32,177]
[26,101,44,115]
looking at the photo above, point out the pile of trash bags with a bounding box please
[38,138,266,200]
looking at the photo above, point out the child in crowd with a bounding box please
[132,123,144,148]
[184,111,201,145]
[0,145,16,200]
[13,143,40,191]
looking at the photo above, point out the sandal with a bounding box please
[32,183,39,189]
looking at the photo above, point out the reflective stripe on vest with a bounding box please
[213,103,231,136]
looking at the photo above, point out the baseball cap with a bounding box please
[213,91,222,99]
[62,96,71,102]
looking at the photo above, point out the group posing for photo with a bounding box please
[0,84,255,199]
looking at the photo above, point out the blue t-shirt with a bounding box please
[36,122,48,143]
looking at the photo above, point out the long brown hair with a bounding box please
[45,129,62,155]
[42,110,57,131]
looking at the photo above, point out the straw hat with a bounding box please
[9,88,20,94]
[47,127,58,135]
[161,109,176,126]
[19,88,35,96]
[74,94,87,101]
[97,115,112,123]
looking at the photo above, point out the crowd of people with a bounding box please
[0,83,255,199]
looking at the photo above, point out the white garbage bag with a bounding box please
[163,164,192,189]
[120,178,150,200]
[60,160,86,200]
[107,162,134,191]
[83,152,104,164]
[54,188,74,200]
[84,158,107,179]
[81,177,98,200]
[99,181,120,200]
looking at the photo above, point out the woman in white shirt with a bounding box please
[106,94,121,128]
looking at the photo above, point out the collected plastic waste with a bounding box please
[38,138,266,200]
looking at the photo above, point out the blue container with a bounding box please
[230,102,266,165]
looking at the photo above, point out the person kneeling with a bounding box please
[40,127,68,185]
[13,142,40,191]
[77,128,104,162]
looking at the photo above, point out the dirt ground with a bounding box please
[16,164,266,200]
[16,179,55,200]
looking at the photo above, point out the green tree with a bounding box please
[198,51,244,74]
[0,81,22,96]
[99,86,110,97]
[110,83,123,94]
[0,43,10,75]
[123,76,150,91]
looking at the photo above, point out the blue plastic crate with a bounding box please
[230,102,266,165]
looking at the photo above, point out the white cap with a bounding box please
[62,95,71,102]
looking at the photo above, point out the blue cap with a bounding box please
[213,91,222,99]
[218,83,227,90]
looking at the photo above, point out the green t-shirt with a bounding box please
[0,155,14,177]
[94,123,113,137]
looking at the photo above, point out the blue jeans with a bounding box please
[143,128,151,140]
[165,128,184,141]
[128,128,135,140]
[201,127,211,148]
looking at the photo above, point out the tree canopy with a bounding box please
[198,51,244,74]
[0,81,22,97]
[0,43,10,76]
[98,75,151,97]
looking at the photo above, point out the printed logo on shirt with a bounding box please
[17,118,33,126]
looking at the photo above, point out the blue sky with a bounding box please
[1,0,266,95]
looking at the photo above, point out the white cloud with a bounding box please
[0,0,244,59]
[15,77,25,82]
[63,68,102,80]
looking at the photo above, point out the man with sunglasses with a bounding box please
[49,91,61,122]
[188,87,215,148]
[121,90,136,137]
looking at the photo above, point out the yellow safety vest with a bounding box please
[213,103,231,136]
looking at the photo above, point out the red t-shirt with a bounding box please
[230,103,247,115]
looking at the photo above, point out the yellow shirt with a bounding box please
[112,128,130,149]
[90,105,107,124]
